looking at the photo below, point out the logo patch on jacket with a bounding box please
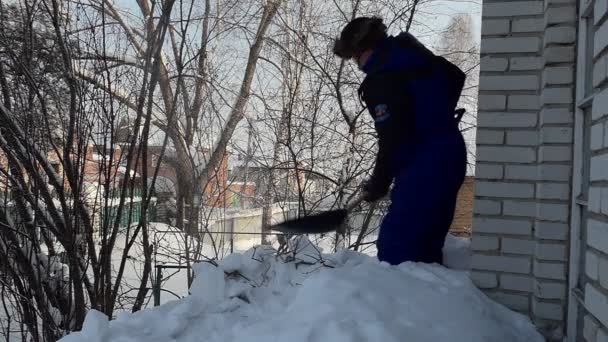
[374,104,390,123]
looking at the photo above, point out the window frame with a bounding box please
[567,2,596,340]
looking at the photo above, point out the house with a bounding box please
[472,0,607,340]
[451,176,475,235]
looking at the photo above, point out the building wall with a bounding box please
[579,0,608,340]
[472,0,577,336]
[451,176,475,234]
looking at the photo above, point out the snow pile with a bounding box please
[61,237,542,342]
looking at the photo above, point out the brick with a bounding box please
[471,271,497,289]
[471,235,500,251]
[534,221,568,240]
[502,237,535,254]
[478,112,537,128]
[590,186,602,214]
[544,26,577,45]
[539,146,572,162]
[542,66,574,86]
[545,6,577,25]
[481,56,508,72]
[594,56,608,88]
[478,146,536,163]
[479,75,539,91]
[593,88,608,120]
[595,20,608,58]
[481,37,541,54]
[587,250,600,281]
[512,18,544,33]
[503,201,537,218]
[584,315,600,342]
[482,19,510,35]
[605,122,608,148]
[538,164,571,181]
[546,0,576,6]
[596,0,608,26]
[473,217,533,235]
[535,280,566,300]
[478,95,506,110]
[487,292,530,311]
[598,328,608,342]
[508,95,540,110]
[600,255,608,290]
[500,274,533,292]
[544,46,575,63]
[506,165,538,180]
[534,260,566,280]
[537,203,569,222]
[603,188,608,215]
[506,131,538,146]
[536,182,570,200]
[475,164,503,179]
[540,108,573,125]
[483,1,543,17]
[473,200,501,215]
[532,300,563,320]
[585,283,608,327]
[592,123,605,151]
[591,154,608,181]
[477,129,504,144]
[536,242,567,261]
[510,56,544,71]
[540,127,573,144]
[472,254,531,273]
[588,218,608,254]
[541,87,573,105]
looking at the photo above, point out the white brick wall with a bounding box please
[508,95,540,110]
[481,56,509,71]
[473,217,533,234]
[473,0,578,335]
[472,254,531,273]
[481,37,541,53]
[475,182,535,198]
[478,112,537,127]
[478,145,537,162]
[476,164,504,179]
[482,1,543,17]
[471,271,498,288]
[511,56,544,70]
[585,284,608,327]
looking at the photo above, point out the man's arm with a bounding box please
[360,76,412,202]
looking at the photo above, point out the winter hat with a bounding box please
[333,17,388,59]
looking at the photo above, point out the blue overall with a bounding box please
[358,33,467,265]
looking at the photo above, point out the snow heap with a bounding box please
[61,236,543,342]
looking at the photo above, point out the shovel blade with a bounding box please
[271,209,348,234]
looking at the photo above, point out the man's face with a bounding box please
[354,50,372,69]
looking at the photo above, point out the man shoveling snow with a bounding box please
[60,237,543,342]
[333,17,468,265]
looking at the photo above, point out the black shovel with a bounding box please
[270,196,365,234]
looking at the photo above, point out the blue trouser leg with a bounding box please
[376,129,466,265]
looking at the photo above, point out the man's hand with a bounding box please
[362,178,389,203]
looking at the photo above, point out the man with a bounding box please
[333,17,467,265]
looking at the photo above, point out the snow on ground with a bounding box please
[61,236,541,342]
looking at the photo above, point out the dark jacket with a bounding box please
[358,33,465,197]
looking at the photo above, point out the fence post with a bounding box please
[230,217,234,254]
[153,266,162,306]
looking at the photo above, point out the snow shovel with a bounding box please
[270,196,365,234]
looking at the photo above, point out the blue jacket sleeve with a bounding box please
[359,75,413,199]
